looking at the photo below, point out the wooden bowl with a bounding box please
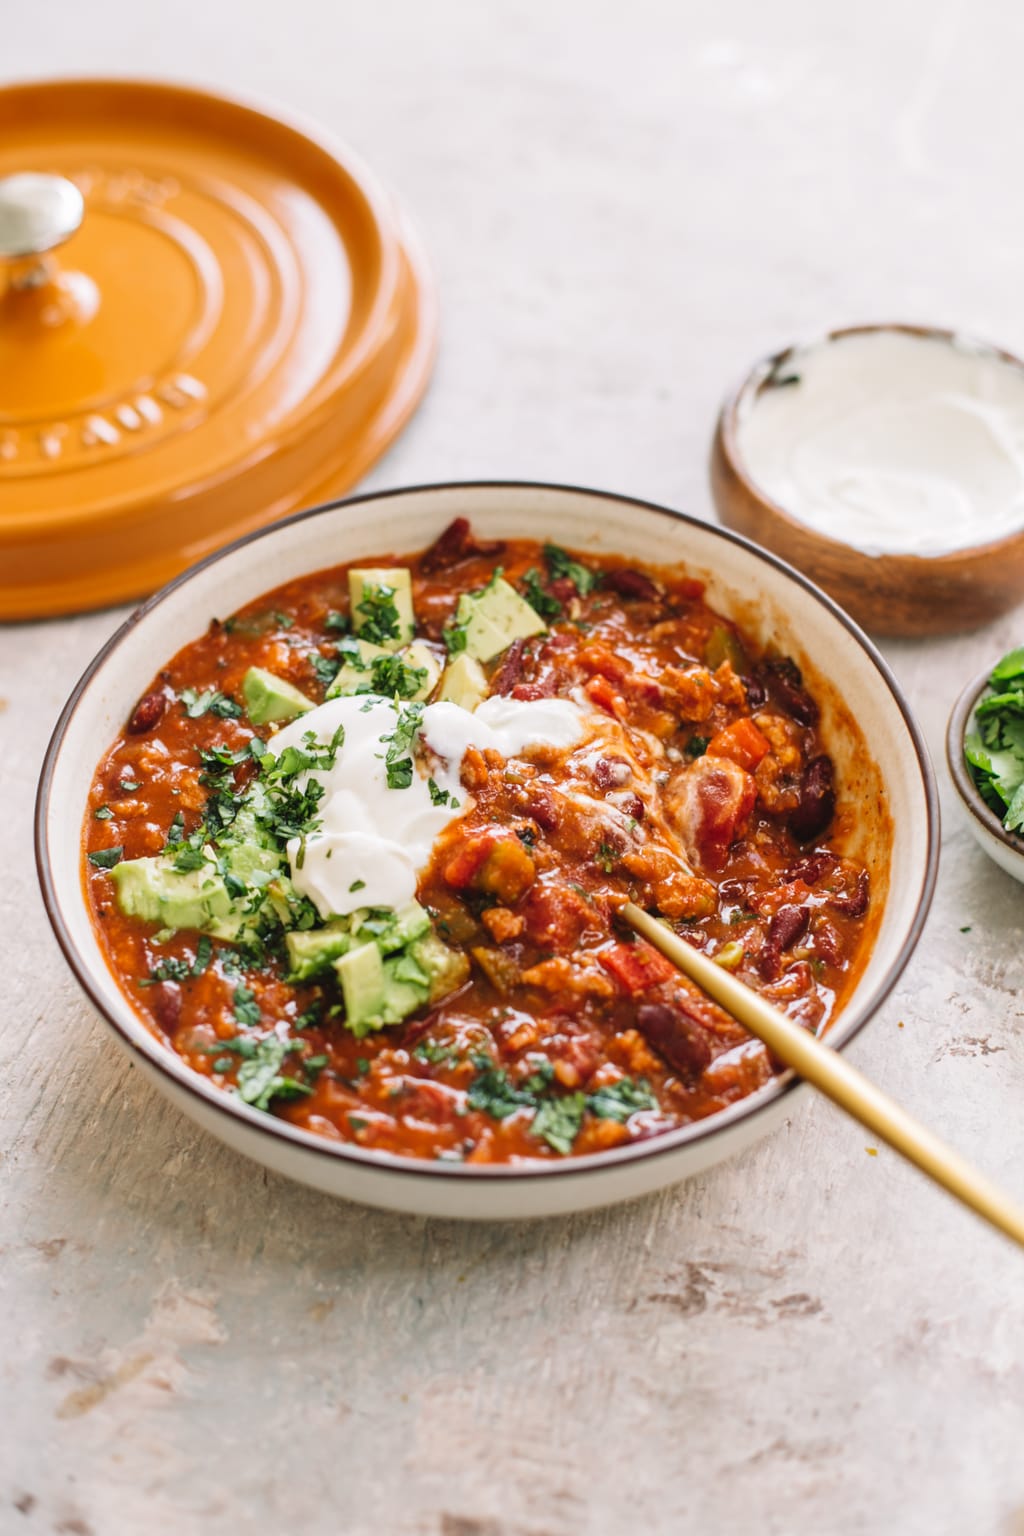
[710,323,1024,638]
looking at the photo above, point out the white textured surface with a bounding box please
[4,4,1024,1533]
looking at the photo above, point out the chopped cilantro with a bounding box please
[232,984,261,1028]
[273,611,294,629]
[428,778,458,808]
[309,651,341,688]
[324,610,350,633]
[138,956,192,986]
[119,778,141,792]
[381,702,424,791]
[443,617,468,656]
[368,653,427,700]
[532,1093,586,1154]
[587,1077,657,1122]
[521,568,562,620]
[964,647,1024,832]
[544,543,598,597]
[356,582,401,646]
[413,1040,455,1066]
[236,1036,311,1112]
[386,758,414,789]
[467,1066,537,1119]
[596,840,617,873]
[94,805,113,821]
[192,936,212,976]
[88,846,123,869]
[166,811,186,846]
[349,878,367,892]
[172,846,207,872]
[685,735,710,758]
[180,687,242,720]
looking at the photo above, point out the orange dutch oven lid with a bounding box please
[0,79,438,619]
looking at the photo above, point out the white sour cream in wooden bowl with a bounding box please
[736,330,1024,557]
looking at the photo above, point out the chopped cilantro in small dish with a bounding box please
[963,647,1024,833]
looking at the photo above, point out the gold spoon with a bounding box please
[623,902,1024,1249]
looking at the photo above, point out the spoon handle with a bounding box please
[624,903,1024,1249]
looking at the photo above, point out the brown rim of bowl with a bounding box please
[946,666,1024,854]
[34,479,941,1186]
[719,322,1024,566]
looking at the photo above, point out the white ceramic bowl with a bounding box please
[36,482,939,1219]
[946,668,1024,885]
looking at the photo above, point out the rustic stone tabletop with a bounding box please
[4,4,1023,1533]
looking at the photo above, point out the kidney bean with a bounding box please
[742,675,768,709]
[610,790,645,822]
[592,756,632,791]
[126,691,166,735]
[763,656,819,727]
[812,916,843,967]
[786,850,838,886]
[603,567,661,602]
[759,903,810,980]
[419,516,505,572]
[151,982,182,1035]
[788,755,835,843]
[637,1002,712,1082]
[491,638,527,695]
[828,867,870,917]
[525,788,560,833]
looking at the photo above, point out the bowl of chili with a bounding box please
[36,482,939,1218]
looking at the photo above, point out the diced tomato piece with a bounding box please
[521,882,593,949]
[598,940,677,995]
[579,644,630,684]
[443,828,536,902]
[707,717,771,771]
[584,675,621,716]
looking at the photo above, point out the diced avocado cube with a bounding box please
[379,952,430,1022]
[335,941,387,1037]
[439,652,488,710]
[352,899,431,954]
[454,576,547,664]
[401,640,442,701]
[286,923,352,980]
[409,930,472,1004]
[111,855,241,939]
[349,568,415,650]
[242,667,315,725]
[325,637,392,699]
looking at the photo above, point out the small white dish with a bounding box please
[36,482,939,1219]
[947,668,1024,885]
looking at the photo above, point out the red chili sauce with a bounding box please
[85,518,877,1163]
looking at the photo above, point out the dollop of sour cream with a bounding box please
[736,330,1024,556]
[269,692,590,919]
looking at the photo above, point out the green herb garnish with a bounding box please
[180,687,242,720]
[88,846,123,869]
[964,647,1024,831]
[543,543,598,597]
[232,984,261,1028]
[356,582,401,646]
[521,568,562,620]
[236,1036,311,1112]
[94,805,113,821]
[531,1093,586,1154]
